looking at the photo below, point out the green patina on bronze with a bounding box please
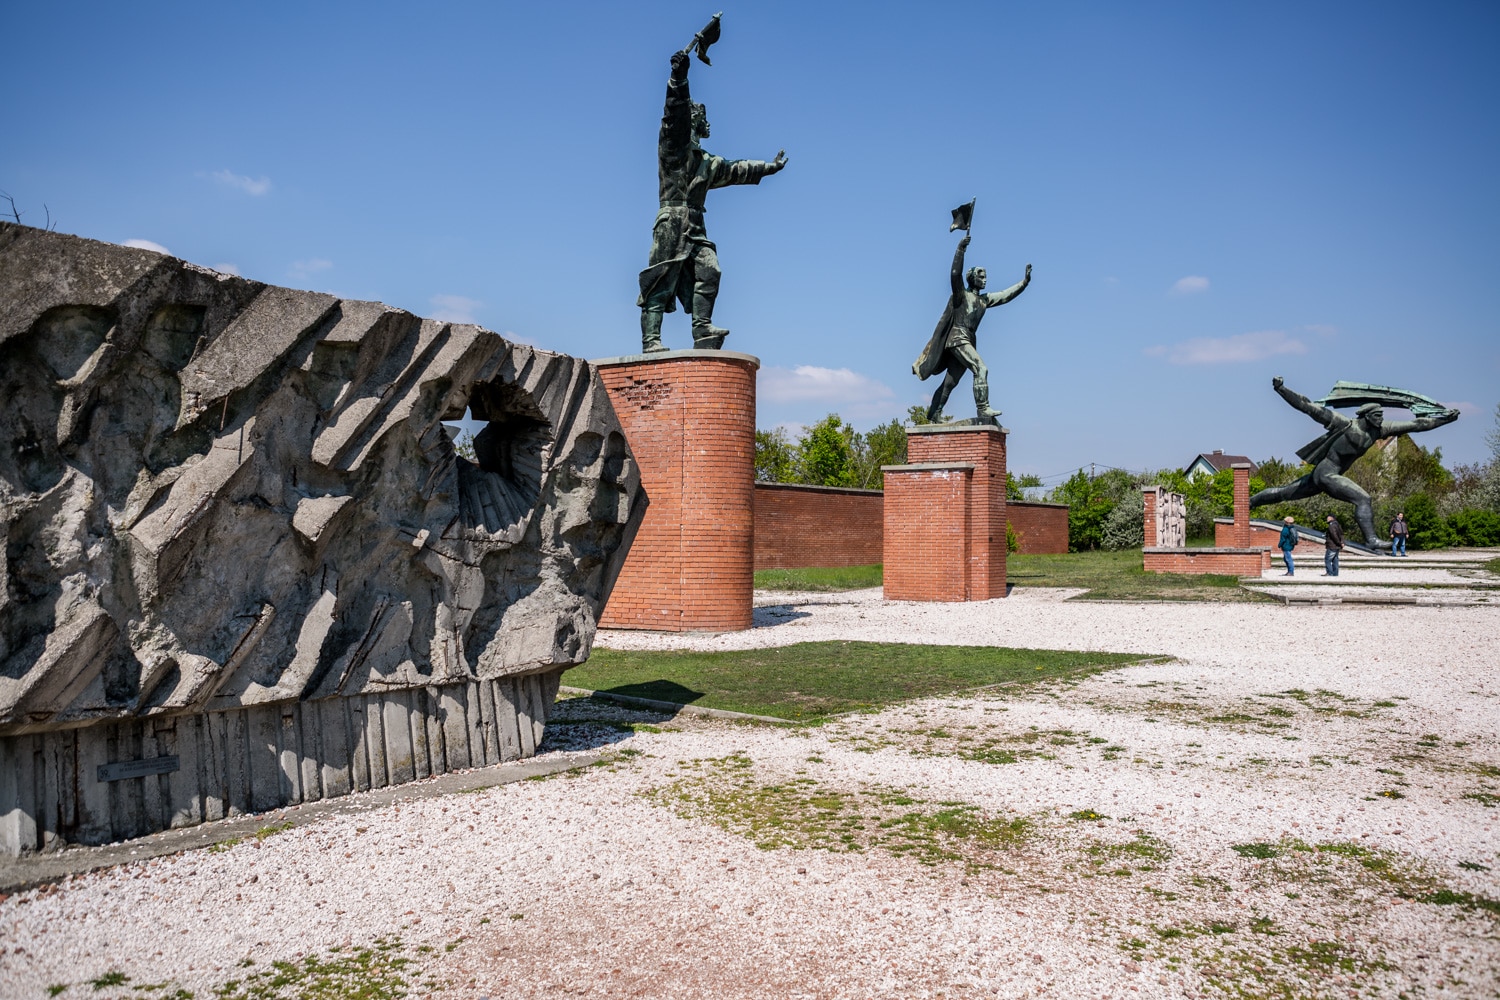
[637,14,788,353]
[1250,377,1459,546]
[913,204,1031,423]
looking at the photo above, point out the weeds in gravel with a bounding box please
[252,822,294,841]
[207,936,435,999]
[644,754,1031,868]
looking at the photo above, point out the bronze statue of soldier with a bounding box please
[913,214,1031,421]
[1250,376,1459,546]
[637,15,788,353]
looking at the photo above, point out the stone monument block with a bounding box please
[0,224,645,854]
[593,350,757,631]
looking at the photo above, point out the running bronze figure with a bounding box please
[1250,377,1458,546]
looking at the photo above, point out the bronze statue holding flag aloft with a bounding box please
[637,13,789,353]
[913,200,1032,421]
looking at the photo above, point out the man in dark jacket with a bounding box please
[1390,512,1409,556]
[1324,515,1344,576]
[1277,515,1298,575]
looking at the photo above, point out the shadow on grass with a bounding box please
[592,679,706,709]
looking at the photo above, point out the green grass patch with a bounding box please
[754,563,883,592]
[646,754,1030,867]
[1232,842,1280,859]
[569,642,1147,722]
[1008,549,1272,602]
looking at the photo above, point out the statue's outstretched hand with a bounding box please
[1024,263,1033,280]
[1440,408,1461,424]
[671,50,690,71]
[771,149,788,172]
[959,235,971,250]
[1272,376,1285,390]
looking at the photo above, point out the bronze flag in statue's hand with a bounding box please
[692,12,723,65]
[950,199,976,233]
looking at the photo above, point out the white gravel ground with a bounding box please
[3,590,1498,999]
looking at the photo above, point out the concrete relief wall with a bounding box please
[0,224,645,854]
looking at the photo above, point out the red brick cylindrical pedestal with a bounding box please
[593,350,758,631]
[882,423,1008,602]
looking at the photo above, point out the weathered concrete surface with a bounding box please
[0,224,646,853]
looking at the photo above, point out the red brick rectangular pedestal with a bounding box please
[882,423,1008,602]
[593,350,758,631]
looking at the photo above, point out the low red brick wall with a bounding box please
[752,488,1066,568]
[1143,548,1271,577]
[754,483,882,570]
[1007,502,1069,555]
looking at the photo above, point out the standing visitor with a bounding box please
[1324,514,1344,576]
[1278,515,1299,575]
[1390,512,1409,556]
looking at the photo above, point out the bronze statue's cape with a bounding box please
[1294,414,1363,467]
[912,297,957,381]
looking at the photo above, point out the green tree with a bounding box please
[754,427,797,483]
[796,414,858,487]
[1006,472,1043,501]
[1053,469,1113,551]
[851,419,907,490]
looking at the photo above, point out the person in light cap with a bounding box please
[1277,515,1299,575]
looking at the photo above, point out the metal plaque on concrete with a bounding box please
[97,755,180,783]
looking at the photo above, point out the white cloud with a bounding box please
[759,365,897,406]
[212,262,241,276]
[430,294,483,324]
[1169,275,1210,295]
[289,258,333,281]
[1303,323,1338,337]
[1147,330,1308,365]
[1446,401,1483,417]
[123,238,170,255]
[212,169,271,196]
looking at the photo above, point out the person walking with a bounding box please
[1278,515,1299,575]
[1324,514,1344,576]
[1390,512,1409,556]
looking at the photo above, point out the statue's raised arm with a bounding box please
[636,14,789,354]
[1272,376,1338,427]
[984,263,1032,308]
[1378,408,1460,438]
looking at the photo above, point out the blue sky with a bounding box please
[5,1,1497,482]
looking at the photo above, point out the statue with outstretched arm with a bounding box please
[1249,376,1459,546]
[913,234,1031,421]
[636,33,788,353]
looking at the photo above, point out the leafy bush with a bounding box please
[1101,489,1144,550]
[1054,469,1114,551]
[1447,508,1500,547]
[1005,522,1020,554]
[1403,492,1458,550]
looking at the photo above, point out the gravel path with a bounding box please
[3,591,1498,999]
